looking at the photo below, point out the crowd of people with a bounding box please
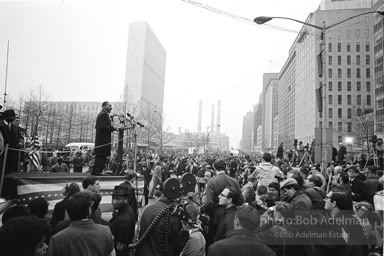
[0,102,383,255]
[0,147,383,256]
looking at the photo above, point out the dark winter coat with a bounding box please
[208,229,276,256]
[94,110,115,156]
[109,204,136,256]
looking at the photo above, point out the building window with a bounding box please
[338,43,341,52]
[348,108,352,118]
[356,29,360,37]
[347,55,351,65]
[338,69,342,78]
[338,135,343,143]
[338,95,342,105]
[347,68,351,78]
[356,17,360,24]
[357,82,361,91]
[329,121,333,128]
[338,108,342,118]
[356,55,361,65]
[365,16,370,23]
[347,95,352,105]
[357,95,361,105]
[346,29,351,37]
[357,68,361,78]
[366,55,370,65]
[347,122,352,132]
[328,43,332,52]
[367,95,371,105]
[356,42,360,52]
[366,81,371,92]
[347,42,351,52]
[329,69,332,78]
[329,56,332,65]
[365,29,369,38]
[366,42,370,52]
[338,82,342,91]
[338,122,342,132]
[329,95,333,104]
[366,68,370,78]
[347,81,351,91]
[338,56,342,65]
[329,82,333,91]
[329,108,333,118]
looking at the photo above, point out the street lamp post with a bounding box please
[254,10,384,170]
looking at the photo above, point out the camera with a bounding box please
[369,135,378,144]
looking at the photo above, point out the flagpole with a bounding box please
[3,40,9,109]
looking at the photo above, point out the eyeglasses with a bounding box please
[220,193,228,198]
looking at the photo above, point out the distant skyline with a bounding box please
[0,0,322,148]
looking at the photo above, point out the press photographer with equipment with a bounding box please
[372,136,384,170]
[132,173,205,256]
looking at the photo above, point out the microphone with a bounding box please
[127,113,132,118]
[137,122,145,128]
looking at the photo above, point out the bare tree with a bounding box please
[334,104,375,154]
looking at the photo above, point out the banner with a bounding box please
[3,172,144,213]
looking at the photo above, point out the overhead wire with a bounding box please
[172,0,377,119]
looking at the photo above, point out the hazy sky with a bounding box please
[0,0,321,148]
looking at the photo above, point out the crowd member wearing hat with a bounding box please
[49,157,69,173]
[109,186,136,256]
[347,165,369,202]
[201,159,243,248]
[280,177,312,219]
[253,153,284,189]
[208,205,275,256]
[0,109,24,177]
[72,150,84,173]
[118,170,138,220]
[47,192,115,256]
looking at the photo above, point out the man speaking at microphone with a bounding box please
[93,101,116,175]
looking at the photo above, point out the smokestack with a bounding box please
[211,104,215,132]
[217,100,221,135]
[198,100,202,134]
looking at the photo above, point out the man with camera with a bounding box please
[373,137,384,170]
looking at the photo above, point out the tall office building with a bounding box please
[278,44,296,150]
[374,0,384,137]
[124,22,166,117]
[278,0,375,149]
[261,73,279,152]
[241,110,254,152]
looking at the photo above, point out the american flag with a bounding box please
[27,136,42,172]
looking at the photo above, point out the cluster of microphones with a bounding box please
[110,113,145,128]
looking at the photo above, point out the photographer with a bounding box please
[373,137,384,170]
